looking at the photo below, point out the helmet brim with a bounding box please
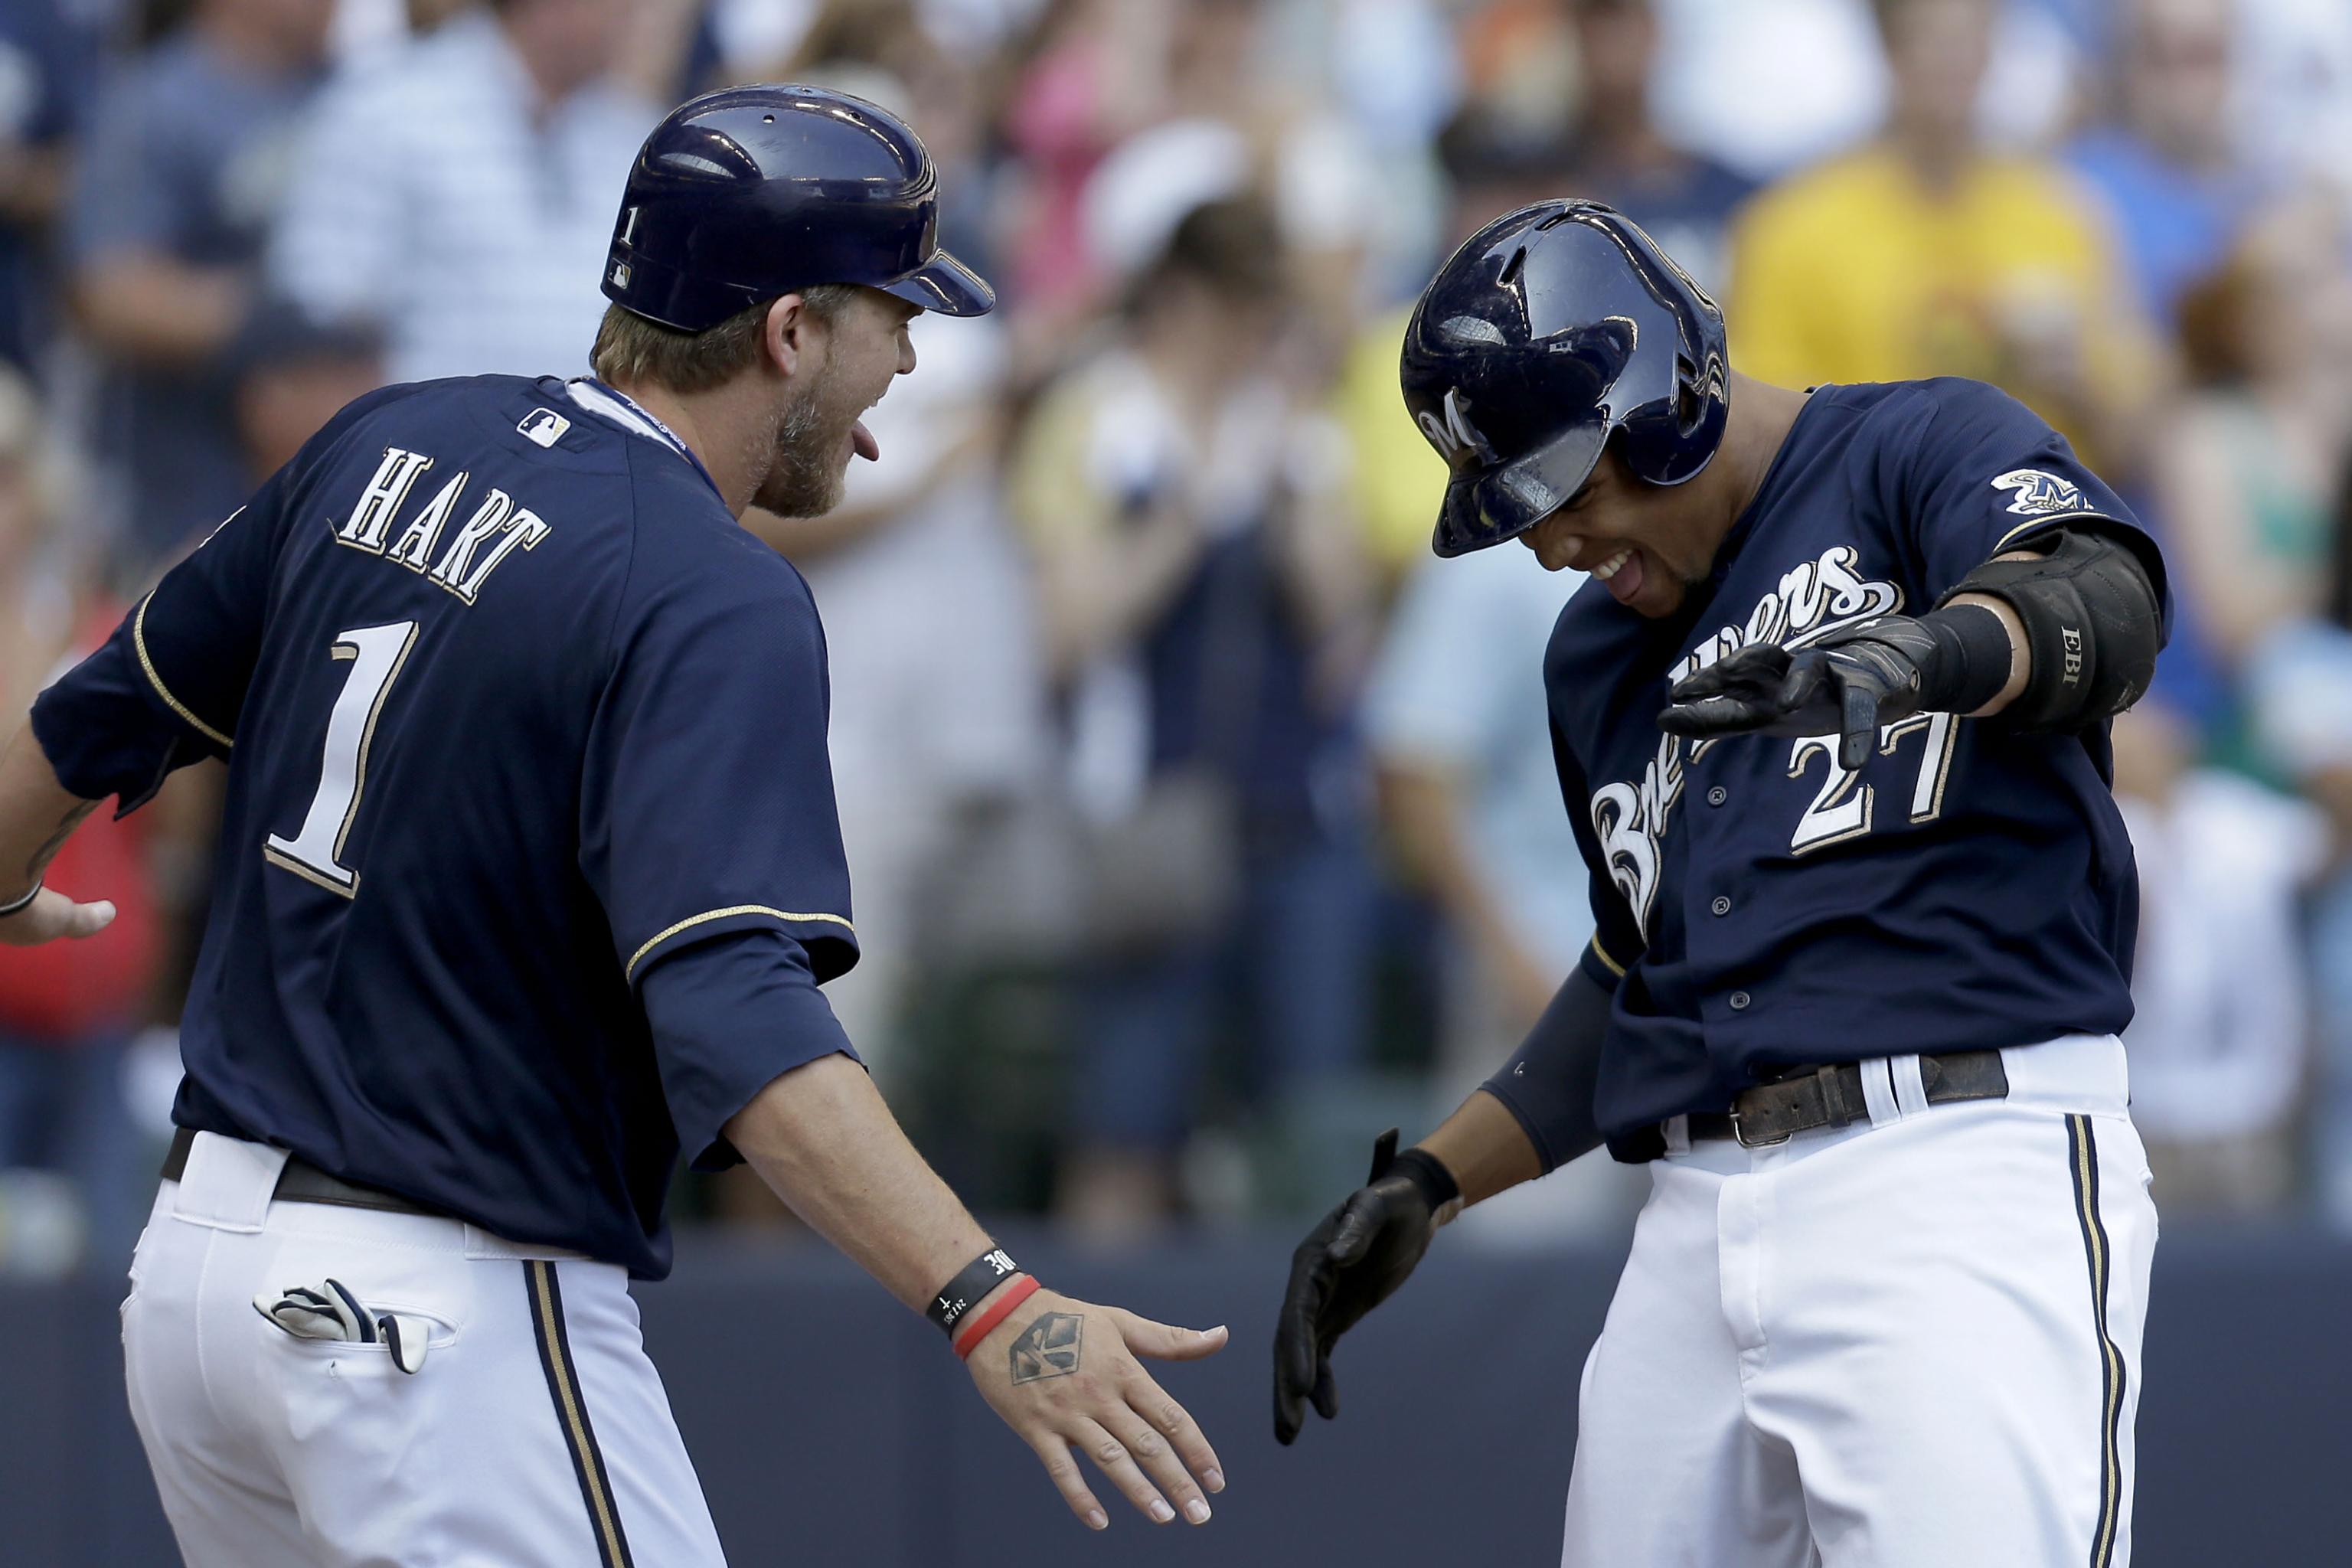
[1431,416,1609,559]
[879,249,996,317]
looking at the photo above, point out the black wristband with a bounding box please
[926,1246,1022,1336]
[1390,1148,1461,1213]
[0,880,40,920]
[1916,603,2015,715]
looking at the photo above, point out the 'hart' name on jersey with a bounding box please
[330,446,554,606]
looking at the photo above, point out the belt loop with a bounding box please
[1892,1053,1932,1117]
[1662,1114,1692,1157]
[1859,1057,1901,1128]
[168,1132,288,1233]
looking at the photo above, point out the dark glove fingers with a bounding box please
[1310,1350,1339,1420]
[1324,1191,1385,1267]
[1666,644,1788,704]
[1657,694,1775,738]
[1838,670,1882,772]
[1365,1128,1399,1183]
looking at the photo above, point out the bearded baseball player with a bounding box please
[1275,200,2167,1566]
[0,87,1225,1565]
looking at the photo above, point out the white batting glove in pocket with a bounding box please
[253,1277,433,1374]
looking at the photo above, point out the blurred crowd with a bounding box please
[4,0,2352,1272]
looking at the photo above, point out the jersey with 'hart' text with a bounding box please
[34,374,861,1276]
[1544,378,2172,1156]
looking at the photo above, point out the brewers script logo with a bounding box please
[1991,468,2088,518]
[1591,545,1903,934]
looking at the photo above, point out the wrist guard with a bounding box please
[1936,527,2163,732]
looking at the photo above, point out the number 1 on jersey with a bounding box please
[263,621,419,896]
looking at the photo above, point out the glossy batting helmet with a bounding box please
[1401,201,1727,558]
[601,84,995,332]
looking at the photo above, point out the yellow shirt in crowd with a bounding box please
[1726,146,2158,466]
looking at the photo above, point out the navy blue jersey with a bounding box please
[32,374,861,1276]
[1544,379,2171,1154]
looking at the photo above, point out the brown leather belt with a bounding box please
[161,1126,443,1217]
[1685,1050,2010,1148]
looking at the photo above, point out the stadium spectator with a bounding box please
[1559,0,1754,296]
[2066,0,2252,329]
[66,0,333,576]
[2247,482,2352,1230]
[1329,107,1573,590]
[267,0,671,386]
[0,368,163,1268]
[749,304,1045,1084]
[2112,694,2328,1216]
[0,0,102,377]
[1009,194,1377,1240]
[2153,194,2352,671]
[1726,0,2159,474]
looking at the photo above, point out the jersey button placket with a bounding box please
[1710,895,1732,917]
[1728,991,1752,1011]
[1707,786,1728,807]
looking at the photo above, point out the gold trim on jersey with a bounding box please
[624,904,857,982]
[132,597,233,749]
[1988,511,2125,557]
[1587,936,1628,978]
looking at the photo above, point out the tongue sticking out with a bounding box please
[1604,549,1647,606]
[852,419,879,462]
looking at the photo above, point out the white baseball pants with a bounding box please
[121,1132,728,1567]
[1560,1033,2155,1567]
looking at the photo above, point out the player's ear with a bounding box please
[762,294,818,380]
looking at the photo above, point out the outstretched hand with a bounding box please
[965,1286,1228,1532]
[1657,617,1945,771]
[1273,1129,1446,1446]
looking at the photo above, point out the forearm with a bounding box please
[1422,965,1616,1205]
[723,1052,1001,1314]
[0,721,98,902]
[1416,1088,1544,1209]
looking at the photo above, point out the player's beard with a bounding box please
[753,367,858,519]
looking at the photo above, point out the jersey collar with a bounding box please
[564,377,726,503]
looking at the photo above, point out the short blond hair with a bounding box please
[589,286,859,394]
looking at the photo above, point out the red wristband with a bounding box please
[952,1274,1040,1361]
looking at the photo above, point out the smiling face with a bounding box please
[751,287,920,518]
[1516,442,1724,616]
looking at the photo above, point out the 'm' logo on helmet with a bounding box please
[1416,388,1495,469]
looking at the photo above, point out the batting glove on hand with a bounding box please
[1657,616,1946,772]
[1273,1129,1453,1446]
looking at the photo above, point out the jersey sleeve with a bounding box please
[580,550,859,991]
[635,926,860,1171]
[1891,379,2171,628]
[28,385,415,812]
[1553,723,1645,992]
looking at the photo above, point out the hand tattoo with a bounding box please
[1008,1312,1083,1386]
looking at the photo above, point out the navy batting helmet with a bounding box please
[601,84,994,332]
[1401,201,1727,559]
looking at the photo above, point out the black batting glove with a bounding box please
[1658,611,2008,772]
[1272,1129,1456,1446]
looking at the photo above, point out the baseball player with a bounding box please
[1275,201,2167,1566]
[0,87,1225,1565]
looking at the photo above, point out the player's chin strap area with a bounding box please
[1935,525,2164,732]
